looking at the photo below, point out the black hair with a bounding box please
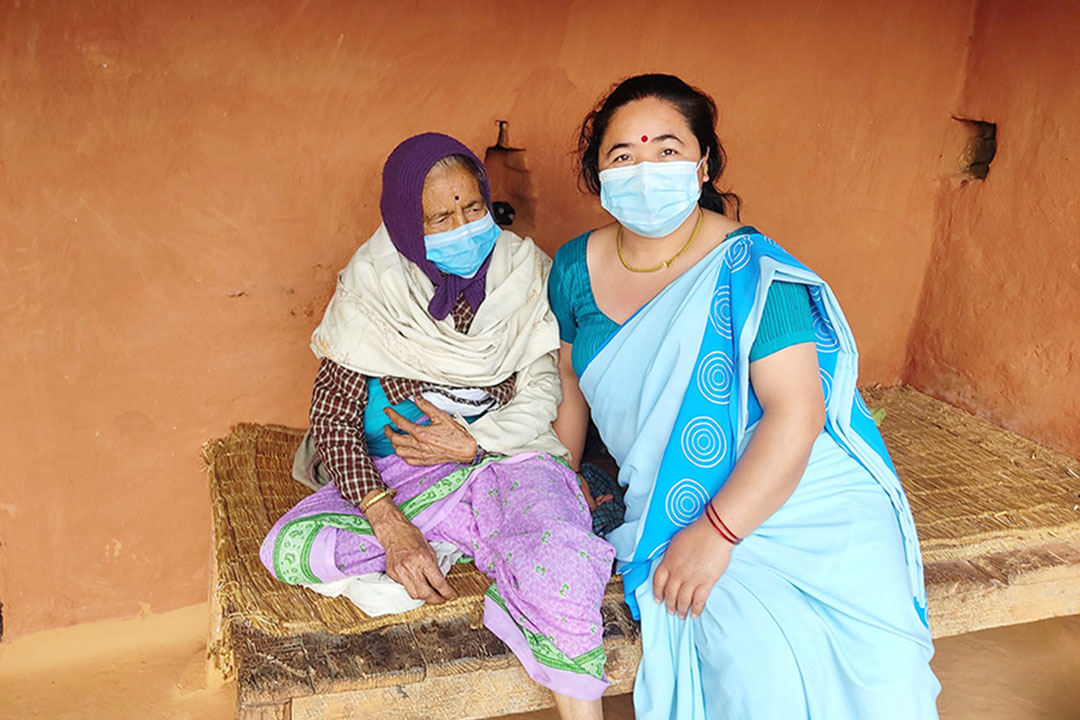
[577,73,741,220]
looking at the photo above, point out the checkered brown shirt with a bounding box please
[309,296,516,508]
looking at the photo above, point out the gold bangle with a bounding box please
[360,487,396,514]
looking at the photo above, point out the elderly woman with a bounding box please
[261,133,613,718]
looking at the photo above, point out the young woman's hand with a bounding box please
[383,396,477,465]
[652,516,733,619]
[578,473,613,511]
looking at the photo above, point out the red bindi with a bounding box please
[641,135,648,143]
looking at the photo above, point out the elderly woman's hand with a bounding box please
[365,496,458,604]
[384,396,478,465]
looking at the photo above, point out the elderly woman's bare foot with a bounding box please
[553,693,603,720]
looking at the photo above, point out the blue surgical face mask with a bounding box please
[423,212,501,278]
[598,159,704,238]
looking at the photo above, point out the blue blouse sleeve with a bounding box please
[749,281,817,362]
[548,236,583,345]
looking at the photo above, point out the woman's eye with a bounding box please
[660,148,677,157]
[613,153,631,163]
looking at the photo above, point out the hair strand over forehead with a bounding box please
[430,153,482,181]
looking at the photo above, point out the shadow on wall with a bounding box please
[904,0,1080,458]
[484,121,539,238]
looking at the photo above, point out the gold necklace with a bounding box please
[617,208,704,273]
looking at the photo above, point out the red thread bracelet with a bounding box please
[706,504,739,544]
[705,502,741,545]
[705,507,737,544]
[709,503,742,543]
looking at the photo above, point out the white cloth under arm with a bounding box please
[467,349,569,461]
[301,541,464,617]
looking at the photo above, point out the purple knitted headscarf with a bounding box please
[380,132,494,320]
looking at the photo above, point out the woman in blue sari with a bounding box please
[549,74,940,719]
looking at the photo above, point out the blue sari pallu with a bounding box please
[578,232,940,719]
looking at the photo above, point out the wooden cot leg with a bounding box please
[206,515,228,689]
[239,701,292,720]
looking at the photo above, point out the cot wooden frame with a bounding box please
[205,386,1080,719]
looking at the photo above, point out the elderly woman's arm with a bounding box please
[311,360,457,604]
[309,359,386,504]
[365,496,457,604]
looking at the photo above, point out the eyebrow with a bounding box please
[604,133,685,157]
[604,141,633,157]
[425,198,483,222]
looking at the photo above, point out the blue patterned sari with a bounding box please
[578,232,939,718]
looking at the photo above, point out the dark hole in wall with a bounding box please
[484,121,537,233]
[492,201,515,227]
[953,118,997,179]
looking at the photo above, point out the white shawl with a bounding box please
[310,224,568,460]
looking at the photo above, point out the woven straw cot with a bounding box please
[204,386,1080,720]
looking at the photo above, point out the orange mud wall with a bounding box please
[906,0,1080,456]
[0,0,977,637]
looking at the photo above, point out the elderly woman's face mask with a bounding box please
[421,165,499,278]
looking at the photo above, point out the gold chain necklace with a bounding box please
[617,208,704,273]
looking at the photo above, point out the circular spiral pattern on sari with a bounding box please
[665,479,711,527]
[812,305,840,353]
[697,351,734,404]
[680,416,728,468]
[723,238,752,272]
[710,286,733,338]
[820,368,833,408]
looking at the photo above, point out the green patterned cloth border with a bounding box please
[272,455,503,584]
[485,584,606,678]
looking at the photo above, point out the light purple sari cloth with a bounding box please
[260,451,614,700]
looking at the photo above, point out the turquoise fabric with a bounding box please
[748,280,816,361]
[548,227,814,376]
[364,377,426,457]
[547,231,620,377]
[363,378,484,457]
